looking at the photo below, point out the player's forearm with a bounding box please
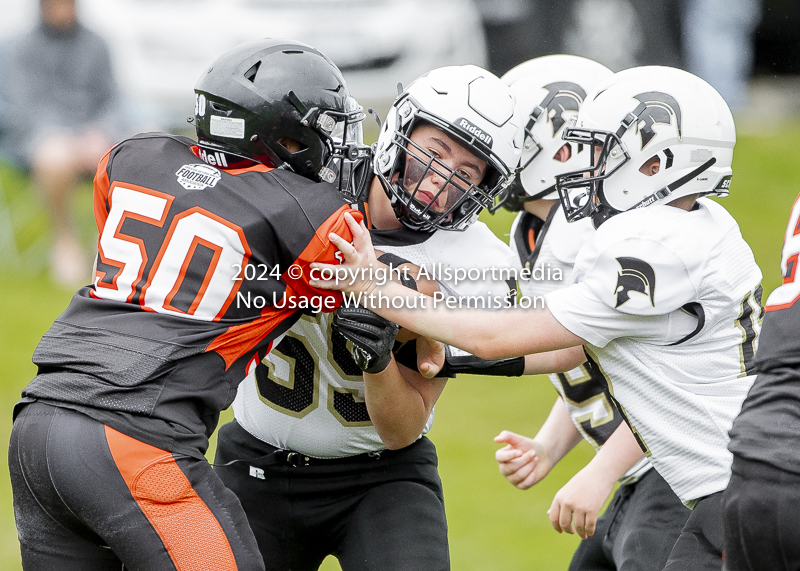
[354,281,582,360]
[363,358,437,450]
[533,398,584,467]
[523,347,587,375]
[585,422,645,484]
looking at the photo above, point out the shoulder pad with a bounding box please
[430,221,518,270]
[577,212,700,315]
[547,208,595,265]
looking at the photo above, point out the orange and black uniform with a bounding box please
[725,193,800,571]
[9,133,361,571]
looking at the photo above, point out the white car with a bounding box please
[0,0,488,129]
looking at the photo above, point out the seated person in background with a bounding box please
[4,0,123,285]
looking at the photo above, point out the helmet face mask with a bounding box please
[554,66,736,228]
[379,104,502,231]
[194,39,372,197]
[557,123,630,223]
[374,66,522,232]
[306,96,373,201]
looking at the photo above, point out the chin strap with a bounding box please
[630,157,717,210]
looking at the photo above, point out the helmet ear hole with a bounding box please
[243,61,261,83]
[639,155,661,177]
[277,138,306,154]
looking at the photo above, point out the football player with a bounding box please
[8,39,369,571]
[494,55,690,570]
[212,65,523,571]
[724,192,800,571]
[311,66,762,571]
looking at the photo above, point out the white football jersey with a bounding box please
[546,199,763,505]
[510,205,649,483]
[233,221,518,458]
[509,206,595,299]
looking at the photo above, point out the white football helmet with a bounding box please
[501,55,612,207]
[374,65,523,231]
[556,66,735,227]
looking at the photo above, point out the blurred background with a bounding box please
[0,0,798,569]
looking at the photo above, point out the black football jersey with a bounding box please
[729,193,800,473]
[22,133,361,457]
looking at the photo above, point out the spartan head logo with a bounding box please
[541,82,587,137]
[614,257,656,308]
[632,92,682,150]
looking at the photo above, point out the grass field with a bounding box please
[1,120,798,570]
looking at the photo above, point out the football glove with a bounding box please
[333,305,399,374]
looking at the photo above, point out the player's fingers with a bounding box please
[493,430,524,446]
[327,231,356,258]
[344,212,372,253]
[553,499,574,535]
[505,457,537,488]
[417,338,445,378]
[584,512,597,538]
[517,458,542,489]
[560,510,574,535]
[495,446,522,463]
[547,504,562,534]
[308,263,341,290]
[573,511,587,540]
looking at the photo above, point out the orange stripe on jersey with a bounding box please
[285,204,364,303]
[527,228,536,252]
[93,148,114,232]
[362,201,372,229]
[104,426,238,571]
[223,163,273,176]
[205,303,294,370]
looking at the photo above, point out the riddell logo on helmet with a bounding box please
[456,118,493,148]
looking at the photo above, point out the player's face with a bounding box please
[401,124,487,213]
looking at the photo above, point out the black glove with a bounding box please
[332,305,399,374]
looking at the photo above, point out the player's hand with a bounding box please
[311,212,380,295]
[493,431,553,489]
[333,305,399,374]
[546,464,616,540]
[417,337,445,379]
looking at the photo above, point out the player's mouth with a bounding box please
[415,190,437,207]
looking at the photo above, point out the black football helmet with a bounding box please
[194,38,370,188]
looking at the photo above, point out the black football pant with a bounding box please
[722,456,800,571]
[569,467,690,571]
[9,402,265,571]
[662,491,724,571]
[214,419,450,571]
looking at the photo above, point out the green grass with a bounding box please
[2,121,799,571]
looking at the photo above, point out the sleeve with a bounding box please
[282,204,364,312]
[577,235,698,317]
[545,282,670,347]
[546,281,701,348]
[92,146,115,232]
